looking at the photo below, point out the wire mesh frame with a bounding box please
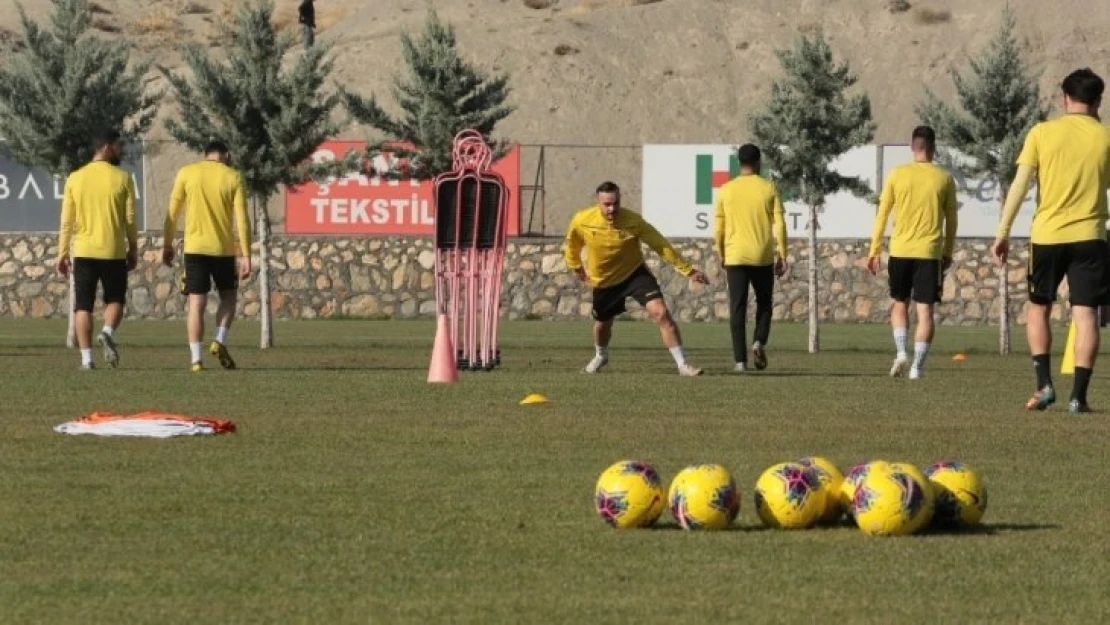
[432,131,510,371]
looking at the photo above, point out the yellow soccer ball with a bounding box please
[888,462,936,533]
[754,462,824,529]
[798,456,846,523]
[839,460,893,523]
[667,464,741,530]
[925,461,987,527]
[853,467,931,536]
[594,460,666,529]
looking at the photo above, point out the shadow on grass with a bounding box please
[646,521,769,532]
[919,522,1061,536]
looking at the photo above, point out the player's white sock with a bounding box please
[913,341,929,369]
[101,325,114,338]
[215,326,229,345]
[80,348,93,366]
[595,345,608,359]
[893,327,908,358]
[669,346,687,366]
[189,342,203,363]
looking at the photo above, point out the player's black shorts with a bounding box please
[1028,239,1108,307]
[591,265,664,322]
[888,257,943,304]
[73,258,128,312]
[181,254,238,295]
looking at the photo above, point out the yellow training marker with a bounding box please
[519,393,550,406]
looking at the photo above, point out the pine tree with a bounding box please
[916,3,1047,355]
[342,9,513,178]
[748,30,875,353]
[0,0,159,347]
[160,0,345,349]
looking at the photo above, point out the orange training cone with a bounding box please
[428,314,459,384]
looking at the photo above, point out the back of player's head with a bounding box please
[204,139,230,156]
[596,181,620,195]
[93,129,122,152]
[737,144,761,168]
[911,125,936,151]
[1062,68,1104,105]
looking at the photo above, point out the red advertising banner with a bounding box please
[285,141,520,235]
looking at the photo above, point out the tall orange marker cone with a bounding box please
[428,314,459,384]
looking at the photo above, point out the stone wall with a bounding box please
[0,235,1063,324]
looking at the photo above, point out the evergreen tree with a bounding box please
[0,0,159,346]
[160,0,345,348]
[342,9,513,178]
[916,3,1047,355]
[748,29,875,353]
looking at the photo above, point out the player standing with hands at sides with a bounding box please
[564,181,710,376]
[993,68,1110,413]
[714,144,788,372]
[56,130,138,370]
[868,126,958,380]
[163,140,252,372]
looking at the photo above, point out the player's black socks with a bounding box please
[1032,354,1052,390]
[1072,367,1092,405]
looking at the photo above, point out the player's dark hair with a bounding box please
[737,144,761,167]
[93,129,122,152]
[596,181,620,195]
[204,139,230,155]
[1061,68,1104,105]
[911,125,936,150]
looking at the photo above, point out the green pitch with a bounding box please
[0,319,1105,623]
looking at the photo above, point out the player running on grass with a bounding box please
[993,68,1110,413]
[163,140,252,372]
[564,181,709,376]
[868,125,958,380]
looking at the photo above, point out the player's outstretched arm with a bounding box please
[563,214,587,282]
[635,215,699,279]
[867,175,896,275]
[56,178,76,276]
[125,177,138,271]
[772,192,788,277]
[943,176,958,270]
[233,173,252,279]
[993,164,1035,265]
[163,170,187,266]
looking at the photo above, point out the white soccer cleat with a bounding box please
[678,363,704,377]
[583,354,608,374]
[908,367,923,380]
[889,356,909,378]
[733,362,747,373]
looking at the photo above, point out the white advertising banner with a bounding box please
[641,144,877,240]
[641,144,1105,240]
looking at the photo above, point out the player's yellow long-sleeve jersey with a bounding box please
[58,161,138,260]
[1016,114,1110,244]
[713,174,788,266]
[563,205,693,288]
[165,161,251,257]
[869,162,958,260]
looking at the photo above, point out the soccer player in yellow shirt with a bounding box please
[714,144,788,372]
[868,126,958,380]
[993,68,1110,413]
[56,130,138,370]
[564,181,709,376]
[163,140,252,372]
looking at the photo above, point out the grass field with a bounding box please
[0,318,1107,624]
